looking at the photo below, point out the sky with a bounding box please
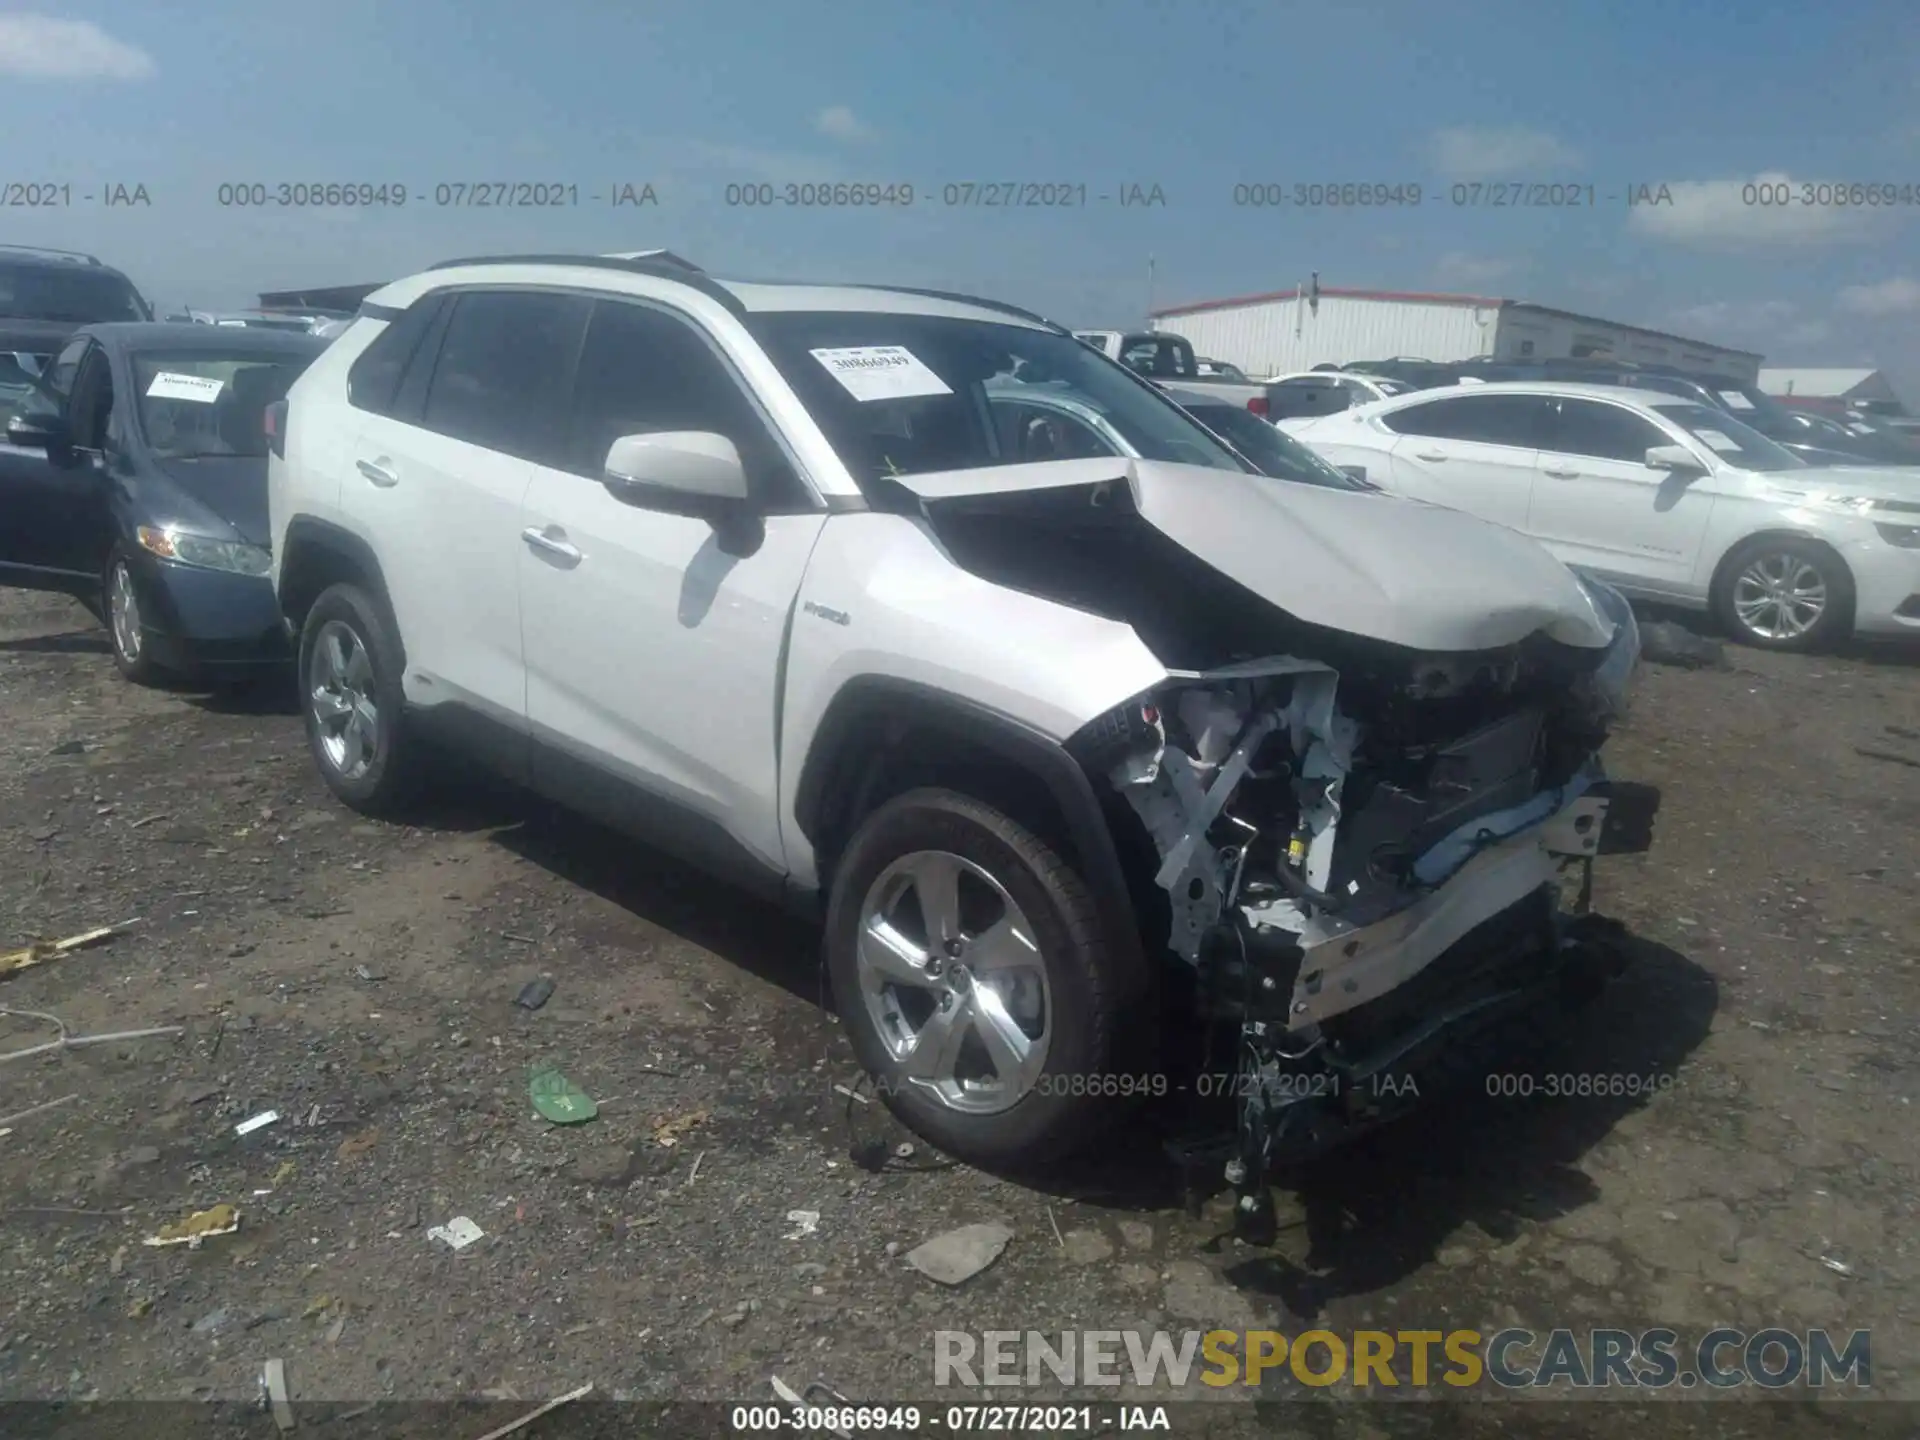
[5,0,1919,399]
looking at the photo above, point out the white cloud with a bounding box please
[1628,173,1881,248]
[1433,252,1518,289]
[1669,298,1835,353]
[0,14,153,78]
[1837,276,1920,315]
[1672,299,1799,334]
[1426,126,1579,180]
[814,105,875,143]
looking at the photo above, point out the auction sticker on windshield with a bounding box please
[1718,391,1755,410]
[810,346,953,402]
[1695,429,1741,451]
[146,372,225,403]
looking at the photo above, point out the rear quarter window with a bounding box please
[347,294,449,417]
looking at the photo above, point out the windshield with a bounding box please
[0,263,146,324]
[1650,402,1805,472]
[746,312,1248,488]
[1119,333,1199,379]
[1179,403,1365,489]
[133,351,316,459]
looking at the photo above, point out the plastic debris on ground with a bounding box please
[784,1209,821,1239]
[513,977,556,1011]
[904,1222,1013,1286]
[529,1066,598,1124]
[143,1203,241,1249]
[235,1110,279,1136]
[0,919,138,979]
[427,1215,484,1251]
[1639,620,1729,670]
[468,1382,594,1440]
[651,1106,709,1148]
[262,1358,295,1432]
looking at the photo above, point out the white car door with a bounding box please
[1377,391,1552,533]
[342,289,589,742]
[1527,396,1718,597]
[518,296,827,881]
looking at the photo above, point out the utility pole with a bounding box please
[1145,254,1156,326]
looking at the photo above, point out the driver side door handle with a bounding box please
[1541,466,1581,479]
[1413,450,1449,462]
[356,458,397,488]
[521,525,582,564]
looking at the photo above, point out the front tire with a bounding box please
[1711,537,1854,653]
[104,548,168,686]
[824,787,1123,1170]
[297,582,421,815]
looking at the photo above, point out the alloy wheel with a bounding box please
[108,562,141,662]
[1731,551,1827,641]
[307,619,381,781]
[854,849,1052,1115]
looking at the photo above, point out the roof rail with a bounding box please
[421,251,744,315]
[853,284,1068,333]
[0,244,102,266]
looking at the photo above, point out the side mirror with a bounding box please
[6,410,69,453]
[1645,444,1706,474]
[601,431,749,518]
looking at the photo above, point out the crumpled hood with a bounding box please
[892,457,1616,652]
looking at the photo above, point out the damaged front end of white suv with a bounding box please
[897,456,1659,1236]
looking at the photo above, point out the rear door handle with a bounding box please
[1541,466,1580,479]
[1413,450,1449,462]
[521,525,582,564]
[356,458,397,488]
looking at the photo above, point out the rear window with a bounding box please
[0,262,146,323]
[1118,334,1198,380]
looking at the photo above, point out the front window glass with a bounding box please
[746,312,1247,488]
[133,351,318,459]
[1649,402,1805,472]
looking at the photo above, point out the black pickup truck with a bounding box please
[1,247,152,417]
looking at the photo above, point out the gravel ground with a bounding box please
[0,585,1916,1438]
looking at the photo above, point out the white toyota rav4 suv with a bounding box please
[268,253,1654,1234]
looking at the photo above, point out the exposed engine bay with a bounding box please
[1067,633,1650,1234]
[900,458,1659,1237]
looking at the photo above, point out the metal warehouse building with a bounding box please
[1148,285,1763,383]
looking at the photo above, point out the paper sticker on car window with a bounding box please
[1848,422,1874,435]
[1718,391,1754,409]
[810,346,954,402]
[146,372,225,403]
[1694,429,1741,452]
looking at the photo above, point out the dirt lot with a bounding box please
[1,584,1917,1438]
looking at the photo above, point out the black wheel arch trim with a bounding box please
[794,674,1150,994]
[277,516,401,649]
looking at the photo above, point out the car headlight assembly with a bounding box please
[1576,572,1641,723]
[136,525,271,577]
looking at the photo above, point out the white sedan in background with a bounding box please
[1280,382,1920,651]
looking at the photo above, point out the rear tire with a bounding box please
[104,548,168,687]
[824,787,1125,1170]
[297,582,421,815]
[1710,536,1853,653]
